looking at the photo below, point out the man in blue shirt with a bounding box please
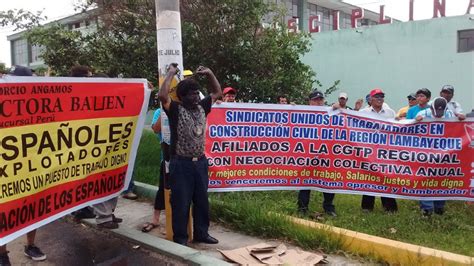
[415,97,456,216]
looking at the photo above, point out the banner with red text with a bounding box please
[206,104,474,202]
[0,77,150,245]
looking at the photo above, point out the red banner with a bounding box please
[0,77,150,245]
[205,104,474,201]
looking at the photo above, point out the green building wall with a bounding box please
[302,15,474,112]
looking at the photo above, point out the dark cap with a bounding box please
[407,93,416,100]
[441,85,454,94]
[309,90,324,100]
[10,65,33,76]
[431,97,447,118]
[416,88,431,98]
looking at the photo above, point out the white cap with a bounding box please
[339,92,348,99]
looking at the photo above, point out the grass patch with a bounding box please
[210,191,474,256]
[210,193,343,253]
[133,130,474,256]
[132,129,161,185]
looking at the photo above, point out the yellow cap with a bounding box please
[183,70,193,76]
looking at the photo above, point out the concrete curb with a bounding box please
[82,182,231,265]
[281,214,474,265]
[82,219,230,266]
[134,181,158,200]
[134,182,474,265]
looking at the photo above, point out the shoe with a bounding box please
[362,208,373,213]
[112,215,123,223]
[297,207,308,217]
[422,210,433,217]
[0,252,11,266]
[73,207,96,221]
[141,222,159,233]
[174,241,188,246]
[122,192,138,200]
[97,221,119,229]
[308,212,324,221]
[325,210,337,217]
[24,245,47,261]
[193,235,219,244]
[434,208,445,215]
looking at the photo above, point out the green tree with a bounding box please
[181,0,316,103]
[0,9,45,31]
[26,24,91,76]
[0,62,8,74]
[84,0,158,82]
[17,0,336,102]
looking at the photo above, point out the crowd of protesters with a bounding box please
[1,64,472,265]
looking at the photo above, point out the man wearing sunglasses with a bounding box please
[359,88,398,212]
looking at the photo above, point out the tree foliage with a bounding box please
[0,9,45,31]
[84,0,158,82]
[15,0,335,103]
[26,24,90,76]
[181,0,316,103]
[0,63,8,74]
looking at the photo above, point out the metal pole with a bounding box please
[155,0,193,242]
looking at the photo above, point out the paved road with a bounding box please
[5,218,185,266]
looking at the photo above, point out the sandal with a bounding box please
[141,222,159,233]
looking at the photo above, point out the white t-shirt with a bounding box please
[447,101,463,115]
[360,105,396,119]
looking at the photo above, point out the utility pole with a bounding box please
[155,0,192,242]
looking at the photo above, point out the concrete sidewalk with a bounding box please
[79,182,359,265]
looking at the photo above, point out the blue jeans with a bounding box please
[297,190,335,213]
[420,200,445,211]
[169,156,210,244]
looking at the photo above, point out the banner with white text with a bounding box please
[206,104,474,202]
[0,77,150,245]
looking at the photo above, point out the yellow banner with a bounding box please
[0,116,138,204]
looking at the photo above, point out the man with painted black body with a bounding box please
[158,64,222,246]
[359,88,398,212]
[297,90,337,217]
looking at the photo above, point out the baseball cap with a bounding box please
[223,87,236,95]
[431,97,447,118]
[416,88,431,98]
[339,92,348,99]
[369,88,384,97]
[441,85,454,94]
[407,93,416,100]
[10,65,33,76]
[309,90,324,100]
[183,70,193,76]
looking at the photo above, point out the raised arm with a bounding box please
[195,66,222,103]
[158,64,178,111]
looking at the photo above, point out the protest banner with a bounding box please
[206,103,474,202]
[0,77,150,245]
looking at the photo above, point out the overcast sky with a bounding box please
[0,0,472,67]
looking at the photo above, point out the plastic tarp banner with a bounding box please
[206,103,474,202]
[0,77,150,245]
